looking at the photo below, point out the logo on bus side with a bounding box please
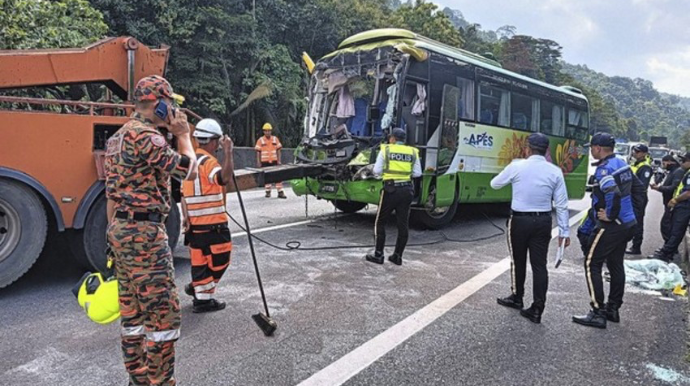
[463,132,494,150]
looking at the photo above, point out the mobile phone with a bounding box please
[154,100,169,121]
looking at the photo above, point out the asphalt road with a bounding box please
[0,189,688,386]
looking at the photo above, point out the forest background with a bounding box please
[2,0,689,147]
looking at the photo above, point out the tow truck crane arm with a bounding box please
[0,37,169,101]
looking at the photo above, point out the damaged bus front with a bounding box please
[291,30,454,227]
[291,29,589,228]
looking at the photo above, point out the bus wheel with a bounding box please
[0,180,48,288]
[412,199,459,229]
[70,195,181,273]
[332,200,367,213]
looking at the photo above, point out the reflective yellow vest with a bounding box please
[630,155,652,174]
[674,169,690,198]
[381,143,418,181]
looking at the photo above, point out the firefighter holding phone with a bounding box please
[104,75,197,386]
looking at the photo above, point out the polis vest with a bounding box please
[381,143,418,181]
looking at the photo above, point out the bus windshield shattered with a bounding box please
[296,46,416,180]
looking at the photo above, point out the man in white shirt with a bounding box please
[490,133,570,324]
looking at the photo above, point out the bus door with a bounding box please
[433,84,461,207]
[399,79,428,200]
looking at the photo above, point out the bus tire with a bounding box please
[332,200,367,213]
[70,195,181,273]
[412,198,459,229]
[0,179,48,288]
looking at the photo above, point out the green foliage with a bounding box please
[389,0,463,47]
[562,63,690,146]
[6,0,686,148]
[0,0,107,49]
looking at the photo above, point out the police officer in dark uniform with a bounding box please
[366,128,422,266]
[573,133,636,329]
[626,144,653,255]
[650,155,684,248]
[649,152,690,263]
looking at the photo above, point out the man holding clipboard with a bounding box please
[490,133,571,324]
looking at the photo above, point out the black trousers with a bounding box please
[659,205,690,258]
[508,214,552,310]
[584,224,634,310]
[374,185,413,256]
[631,198,648,250]
[660,205,673,243]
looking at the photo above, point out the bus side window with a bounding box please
[478,82,510,127]
[438,84,460,169]
[566,108,589,140]
[457,77,475,121]
[510,92,538,132]
[540,99,565,136]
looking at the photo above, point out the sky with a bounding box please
[435,0,690,97]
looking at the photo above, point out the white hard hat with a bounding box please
[193,118,223,139]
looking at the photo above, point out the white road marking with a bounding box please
[232,219,316,239]
[296,208,588,386]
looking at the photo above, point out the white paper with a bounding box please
[554,243,565,268]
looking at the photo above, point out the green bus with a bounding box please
[291,29,589,228]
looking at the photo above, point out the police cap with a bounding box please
[527,133,549,151]
[632,143,648,153]
[392,127,407,142]
[680,152,690,163]
[589,132,615,148]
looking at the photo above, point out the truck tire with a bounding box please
[70,195,181,273]
[332,200,367,213]
[0,179,48,288]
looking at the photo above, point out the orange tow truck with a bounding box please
[0,37,323,288]
[0,37,198,287]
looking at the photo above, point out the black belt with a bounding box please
[384,180,412,187]
[189,223,229,231]
[511,211,551,217]
[115,211,163,223]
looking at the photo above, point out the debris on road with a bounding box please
[623,259,686,291]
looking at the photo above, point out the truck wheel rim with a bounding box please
[0,198,21,263]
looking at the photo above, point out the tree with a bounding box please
[500,36,541,79]
[458,23,499,56]
[0,0,107,49]
[389,0,463,47]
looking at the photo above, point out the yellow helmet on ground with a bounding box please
[262,122,273,131]
[73,272,120,325]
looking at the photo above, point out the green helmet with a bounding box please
[73,272,120,325]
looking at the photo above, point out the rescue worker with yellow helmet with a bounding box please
[182,118,234,313]
[366,127,422,266]
[255,122,287,198]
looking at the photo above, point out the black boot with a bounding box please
[519,305,542,324]
[497,294,524,310]
[625,247,641,255]
[193,299,226,313]
[605,303,620,323]
[365,251,384,264]
[572,309,607,329]
[184,283,195,297]
[388,253,402,266]
[648,251,671,263]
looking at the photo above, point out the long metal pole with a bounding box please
[231,173,271,317]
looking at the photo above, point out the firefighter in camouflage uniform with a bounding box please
[104,75,197,386]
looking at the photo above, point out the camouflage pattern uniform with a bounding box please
[105,76,191,386]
